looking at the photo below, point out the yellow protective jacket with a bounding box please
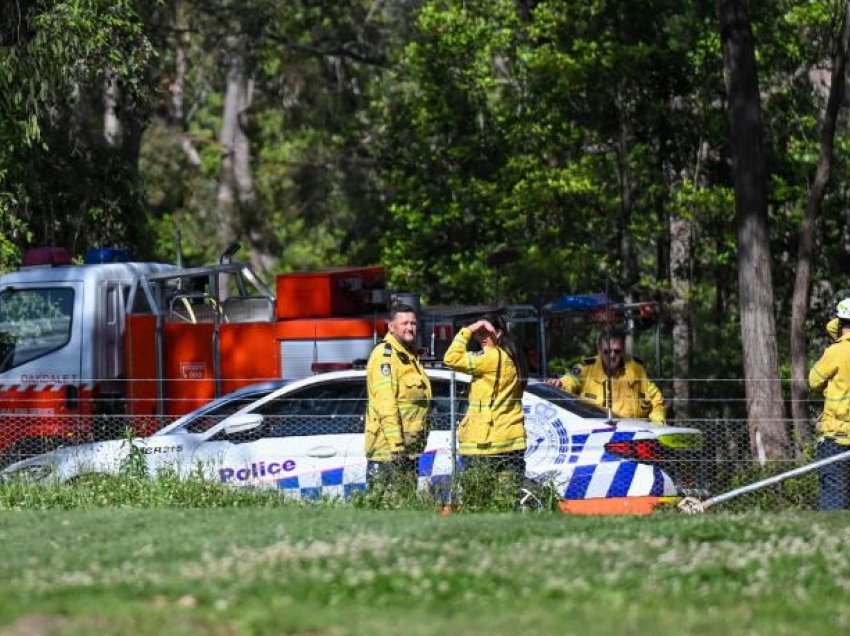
[559,355,666,424]
[809,333,850,440]
[827,317,842,342]
[442,327,527,456]
[365,334,432,461]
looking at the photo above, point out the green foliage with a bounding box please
[118,430,149,480]
[350,469,436,511]
[715,457,819,513]
[0,471,302,510]
[141,0,396,270]
[0,0,160,262]
[372,0,724,305]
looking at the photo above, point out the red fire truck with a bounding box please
[0,246,396,463]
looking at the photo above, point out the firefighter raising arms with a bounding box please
[546,330,666,424]
[365,303,432,484]
[442,312,528,480]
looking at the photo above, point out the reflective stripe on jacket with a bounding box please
[443,327,526,456]
[560,355,666,424]
[365,334,432,461]
[809,334,850,439]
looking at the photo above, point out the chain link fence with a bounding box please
[0,376,837,512]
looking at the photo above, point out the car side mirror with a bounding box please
[222,413,264,436]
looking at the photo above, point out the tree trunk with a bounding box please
[217,37,274,277]
[668,140,707,423]
[789,0,850,456]
[103,70,121,147]
[216,38,249,260]
[616,88,637,354]
[170,1,201,167]
[670,211,691,422]
[717,0,788,461]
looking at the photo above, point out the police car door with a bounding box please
[212,379,366,498]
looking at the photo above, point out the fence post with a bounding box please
[449,370,457,506]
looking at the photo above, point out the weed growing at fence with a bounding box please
[0,472,304,510]
[118,428,148,479]
[349,470,435,511]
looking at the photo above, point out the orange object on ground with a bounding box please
[435,497,677,516]
[558,496,678,515]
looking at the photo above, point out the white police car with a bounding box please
[0,370,702,513]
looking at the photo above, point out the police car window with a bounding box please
[525,382,611,418]
[183,391,274,434]
[253,380,366,437]
[0,287,74,372]
[429,378,469,431]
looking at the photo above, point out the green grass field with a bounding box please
[1,502,849,635]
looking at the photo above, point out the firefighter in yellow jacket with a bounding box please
[365,303,432,484]
[809,299,850,509]
[443,312,528,479]
[546,330,666,424]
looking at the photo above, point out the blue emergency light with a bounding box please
[545,293,610,313]
[84,247,132,264]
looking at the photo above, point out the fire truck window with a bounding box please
[0,287,74,372]
[428,379,469,431]
[106,286,117,324]
[129,283,152,314]
[252,380,366,437]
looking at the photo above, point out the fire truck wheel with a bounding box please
[0,436,66,468]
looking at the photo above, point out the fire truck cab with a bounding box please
[0,248,177,460]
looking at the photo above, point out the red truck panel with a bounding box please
[274,317,387,340]
[220,322,278,395]
[162,322,216,417]
[125,314,158,417]
[275,266,385,319]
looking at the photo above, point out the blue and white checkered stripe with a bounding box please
[558,430,677,498]
[275,464,367,499]
[561,461,675,498]
[271,449,454,499]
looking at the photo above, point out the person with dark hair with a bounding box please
[442,311,528,481]
[546,330,665,424]
[364,303,432,486]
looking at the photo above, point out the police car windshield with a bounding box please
[525,382,612,419]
